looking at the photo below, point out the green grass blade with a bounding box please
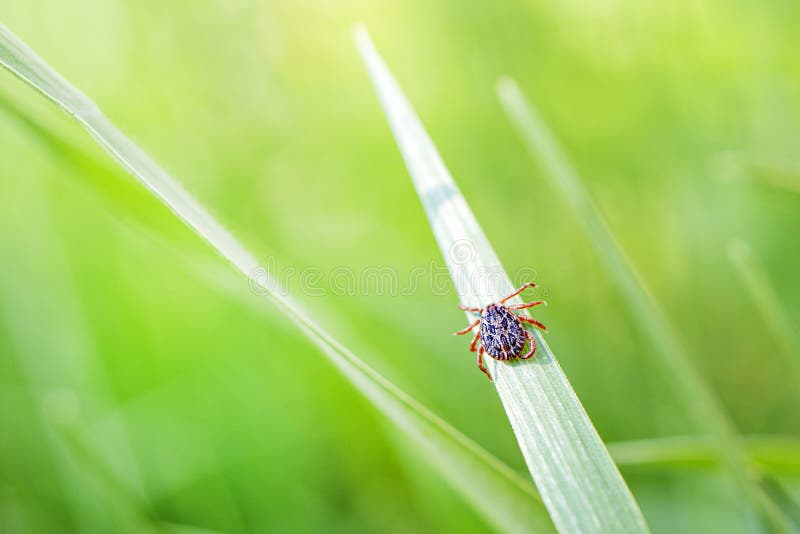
[611,436,723,470]
[0,23,553,534]
[715,152,800,194]
[354,26,648,534]
[610,435,800,475]
[497,77,795,531]
[728,239,800,378]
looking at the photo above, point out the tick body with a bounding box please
[455,282,546,381]
[480,304,527,360]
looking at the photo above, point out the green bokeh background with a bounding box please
[1,1,799,532]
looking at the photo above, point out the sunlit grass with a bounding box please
[0,22,553,534]
[609,435,800,475]
[1,2,799,532]
[355,26,648,533]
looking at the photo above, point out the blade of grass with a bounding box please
[609,435,800,475]
[497,77,795,531]
[611,435,800,527]
[728,239,800,378]
[354,26,648,534]
[0,23,553,534]
[714,152,800,194]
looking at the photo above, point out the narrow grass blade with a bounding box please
[610,435,800,525]
[0,23,553,533]
[609,435,800,475]
[497,77,795,530]
[728,239,800,378]
[714,152,800,194]
[354,26,648,533]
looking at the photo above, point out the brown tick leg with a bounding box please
[518,316,547,332]
[521,330,537,359]
[507,300,545,311]
[458,304,483,313]
[477,347,492,381]
[469,330,481,352]
[454,318,480,336]
[499,282,537,304]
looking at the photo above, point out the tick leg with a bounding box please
[469,330,481,352]
[454,318,480,336]
[507,300,545,311]
[518,316,547,332]
[499,282,537,304]
[477,347,492,381]
[521,330,537,359]
[458,304,483,313]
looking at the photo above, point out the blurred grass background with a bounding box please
[1,0,799,532]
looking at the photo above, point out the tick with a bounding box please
[454,282,546,381]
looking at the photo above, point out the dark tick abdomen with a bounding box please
[480,304,526,360]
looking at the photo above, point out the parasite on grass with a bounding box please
[455,282,546,381]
